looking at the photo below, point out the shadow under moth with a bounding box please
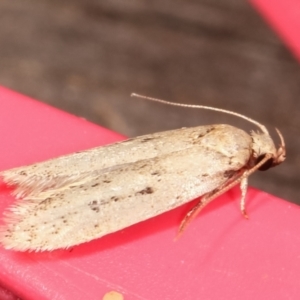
[0,94,286,251]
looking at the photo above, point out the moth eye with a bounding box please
[256,155,274,171]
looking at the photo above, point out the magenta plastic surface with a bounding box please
[0,86,299,299]
[251,0,300,61]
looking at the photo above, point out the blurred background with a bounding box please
[0,0,299,204]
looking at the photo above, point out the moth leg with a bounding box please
[177,170,247,238]
[177,155,275,238]
[240,176,249,219]
[177,191,215,238]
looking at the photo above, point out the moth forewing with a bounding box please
[1,125,252,251]
[0,125,224,198]
[0,95,286,251]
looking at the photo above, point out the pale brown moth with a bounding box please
[0,94,286,251]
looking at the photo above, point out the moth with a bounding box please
[0,94,286,251]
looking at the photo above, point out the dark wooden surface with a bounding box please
[0,0,299,204]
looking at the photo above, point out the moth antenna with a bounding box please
[131,93,269,135]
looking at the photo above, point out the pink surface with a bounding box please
[251,0,300,61]
[0,86,299,300]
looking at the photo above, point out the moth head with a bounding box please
[251,128,286,171]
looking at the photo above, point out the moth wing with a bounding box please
[0,124,252,250]
[0,125,234,197]
[0,140,250,251]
